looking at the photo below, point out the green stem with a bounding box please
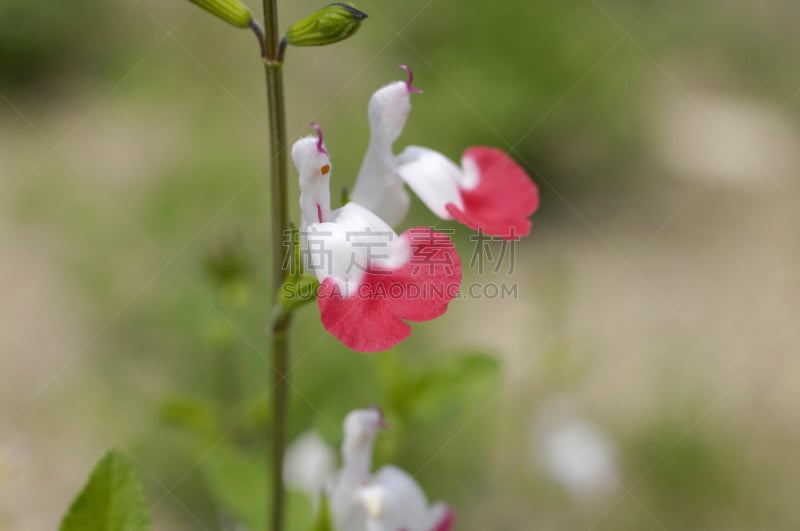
[268,305,291,531]
[262,1,291,530]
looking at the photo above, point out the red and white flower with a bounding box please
[329,407,454,531]
[292,128,461,353]
[284,408,454,531]
[350,66,540,240]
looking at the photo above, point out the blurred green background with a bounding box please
[3,0,800,529]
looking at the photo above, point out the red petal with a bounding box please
[317,227,461,353]
[318,278,412,352]
[446,147,539,240]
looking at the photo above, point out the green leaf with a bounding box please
[383,353,501,425]
[202,445,267,529]
[411,353,501,422]
[201,443,314,530]
[158,395,218,438]
[308,496,333,531]
[60,450,150,531]
[279,274,320,310]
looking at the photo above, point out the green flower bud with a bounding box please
[205,232,248,285]
[186,0,253,28]
[285,3,368,47]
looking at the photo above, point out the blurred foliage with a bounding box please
[309,496,333,531]
[149,234,502,529]
[623,414,745,529]
[378,351,500,427]
[5,0,800,529]
[0,0,112,85]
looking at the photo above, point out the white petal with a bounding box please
[350,172,410,228]
[332,202,395,234]
[369,466,431,531]
[341,408,383,484]
[330,485,369,531]
[330,470,369,531]
[536,418,619,499]
[367,81,412,145]
[365,521,386,531]
[351,81,414,226]
[359,485,385,518]
[292,135,333,228]
[304,203,408,295]
[283,431,337,501]
[395,146,465,219]
[426,502,452,530]
[304,222,364,295]
[292,135,331,178]
[333,203,409,270]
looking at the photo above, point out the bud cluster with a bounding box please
[183,0,368,58]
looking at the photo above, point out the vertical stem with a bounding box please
[262,1,291,531]
[269,308,291,531]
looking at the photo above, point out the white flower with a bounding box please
[283,430,337,506]
[534,414,619,500]
[328,407,454,531]
[285,408,453,531]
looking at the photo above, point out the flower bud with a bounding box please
[285,3,368,47]
[205,232,248,285]
[186,0,253,28]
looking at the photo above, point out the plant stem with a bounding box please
[268,306,291,531]
[262,1,292,530]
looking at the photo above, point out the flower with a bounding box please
[283,430,337,507]
[532,407,619,500]
[350,66,540,240]
[328,407,454,531]
[291,126,462,353]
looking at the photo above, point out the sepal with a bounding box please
[279,274,320,311]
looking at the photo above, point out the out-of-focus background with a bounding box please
[3,0,800,529]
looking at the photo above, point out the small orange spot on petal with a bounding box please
[321,164,331,175]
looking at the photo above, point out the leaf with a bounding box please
[201,443,314,531]
[202,444,267,530]
[308,495,332,531]
[158,395,218,438]
[408,353,501,424]
[60,450,150,531]
[279,274,320,311]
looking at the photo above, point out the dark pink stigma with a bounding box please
[370,404,388,429]
[310,121,328,155]
[398,64,423,94]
